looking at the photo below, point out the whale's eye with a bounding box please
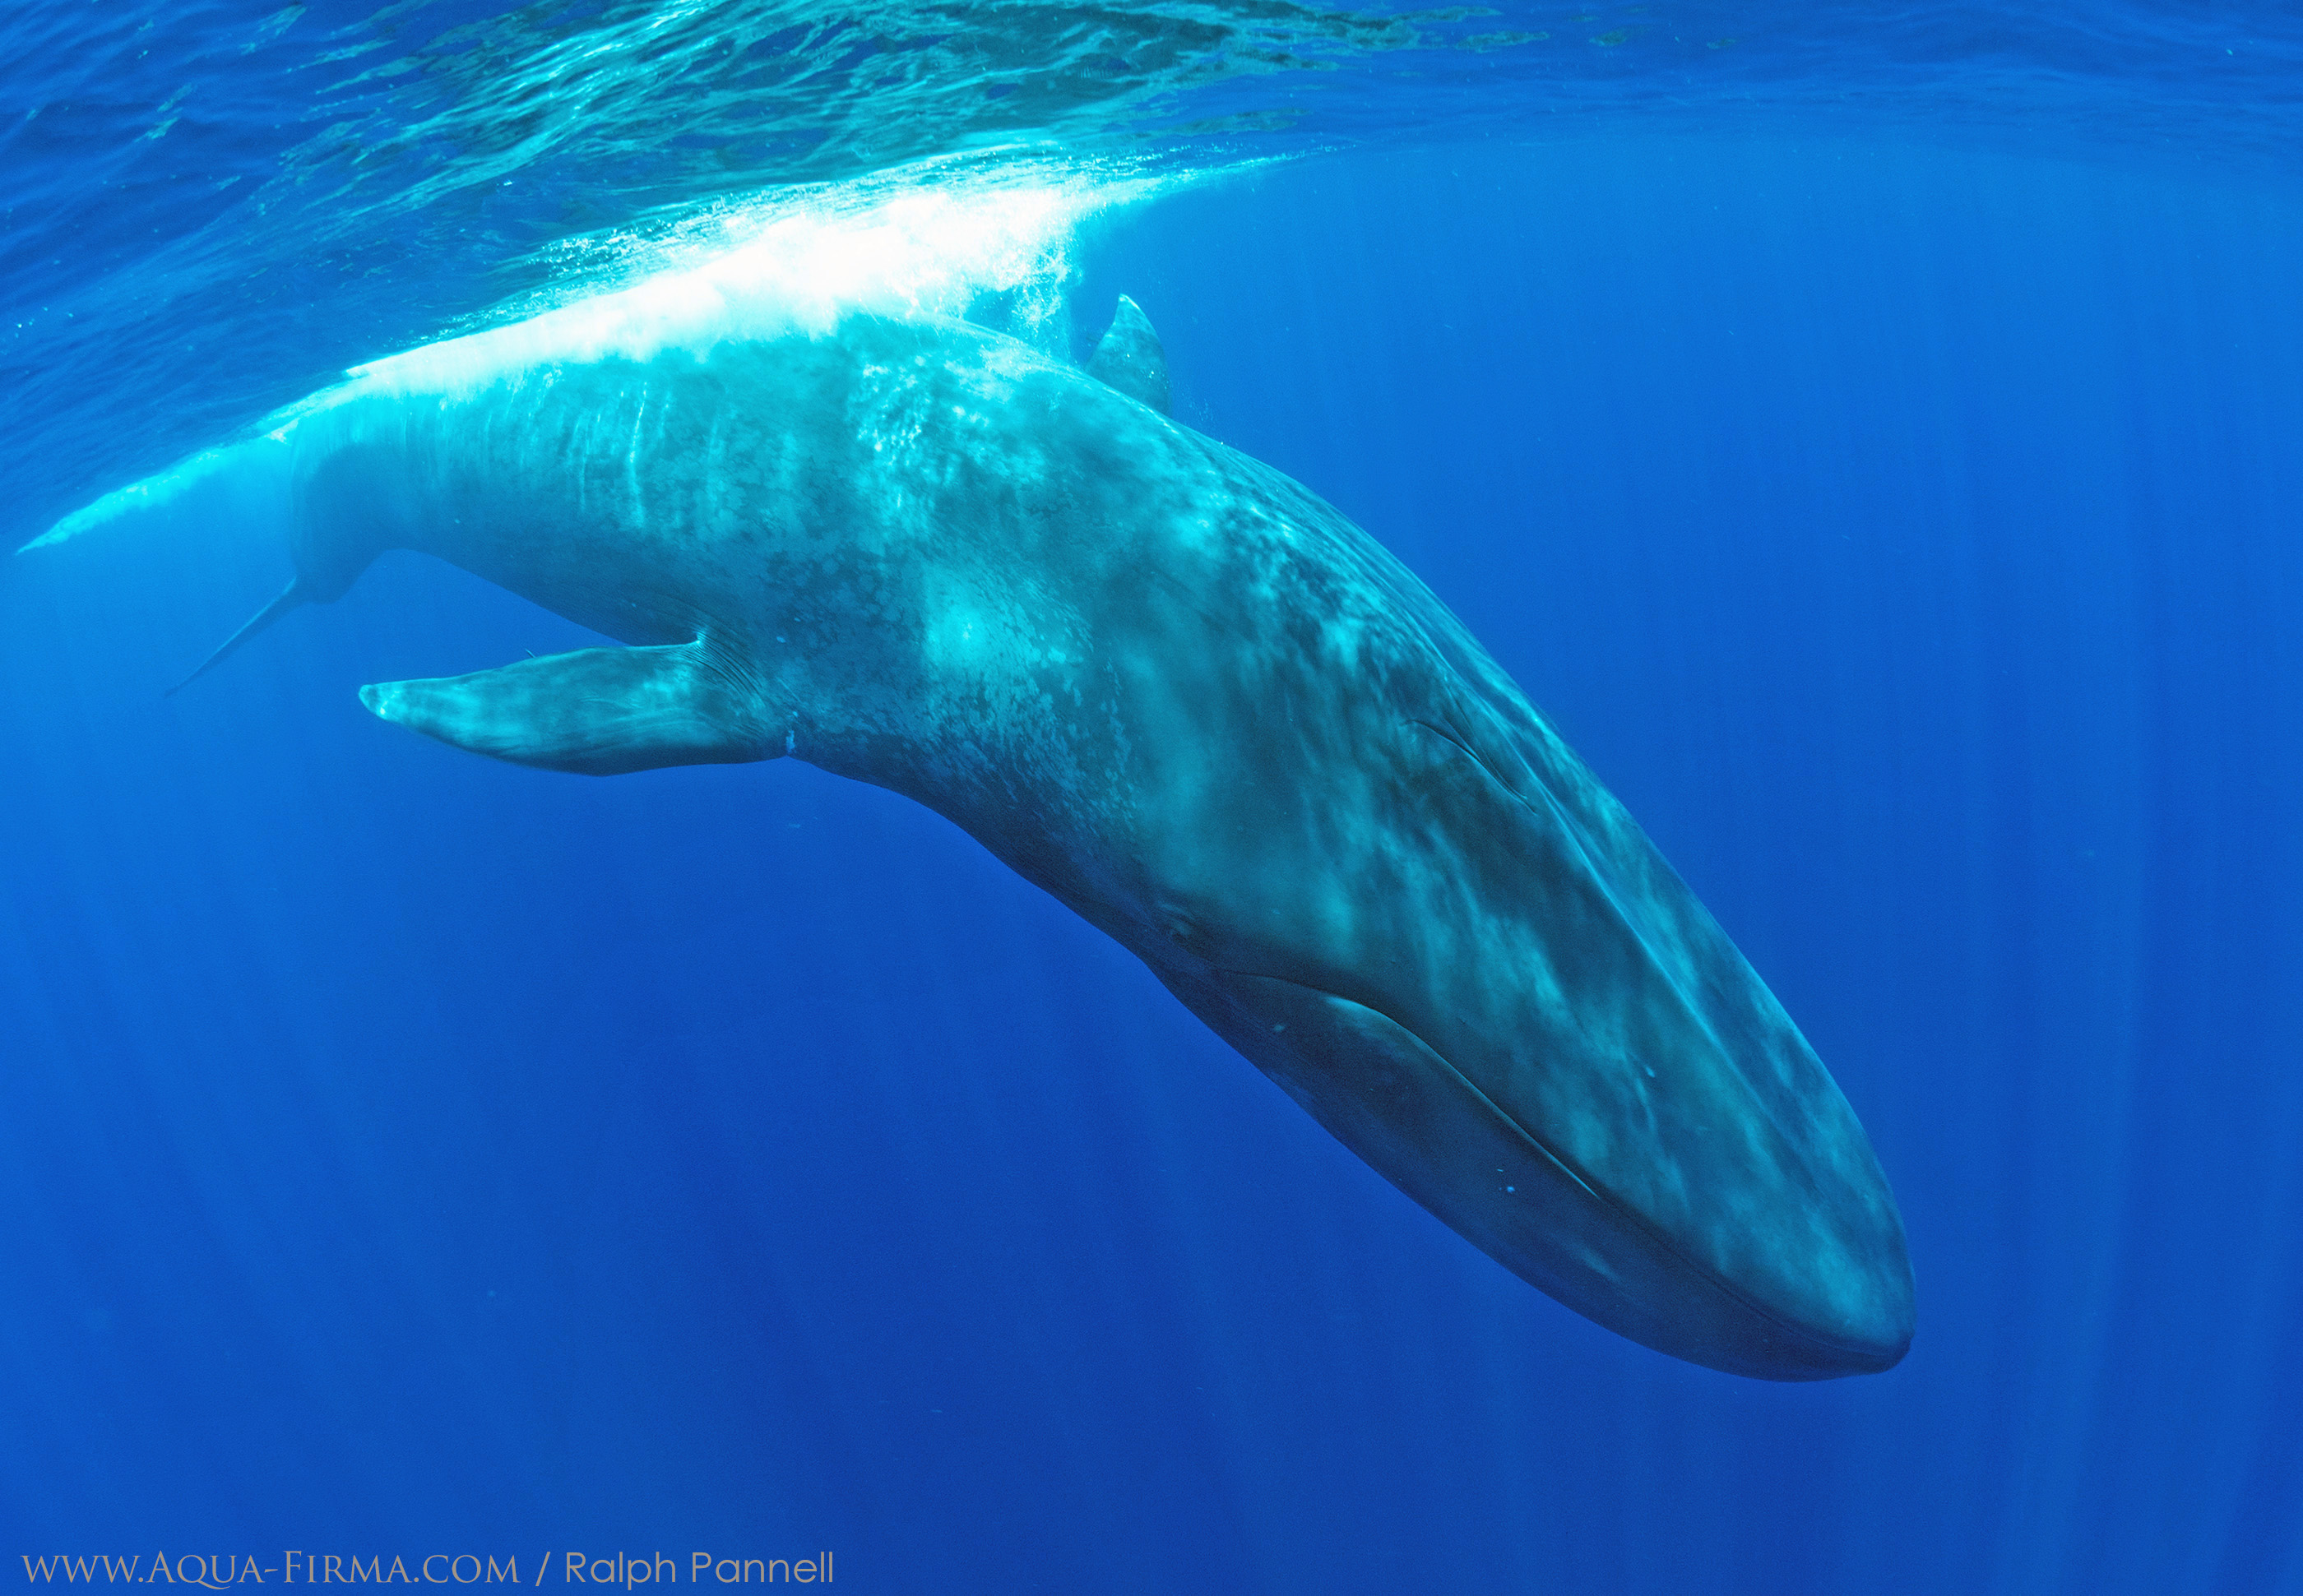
[1156,905,1207,953]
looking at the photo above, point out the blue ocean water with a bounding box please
[5,3,2302,1591]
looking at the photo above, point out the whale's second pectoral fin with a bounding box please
[359,641,775,776]
[167,577,311,696]
[1087,294,1170,415]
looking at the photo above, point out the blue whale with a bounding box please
[101,297,1914,1378]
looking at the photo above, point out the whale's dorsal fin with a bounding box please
[1087,295,1170,415]
[359,641,776,776]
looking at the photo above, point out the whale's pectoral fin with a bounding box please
[166,577,311,696]
[1087,294,1170,415]
[359,641,776,776]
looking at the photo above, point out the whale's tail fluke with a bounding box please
[165,577,308,697]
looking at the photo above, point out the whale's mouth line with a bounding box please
[1394,717,1907,1356]
[1216,965,1901,1368]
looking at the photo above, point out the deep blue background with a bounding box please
[7,135,2303,1590]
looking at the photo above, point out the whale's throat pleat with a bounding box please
[359,641,776,777]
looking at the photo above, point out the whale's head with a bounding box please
[1108,585,1913,1380]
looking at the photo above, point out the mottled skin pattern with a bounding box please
[281,308,1912,1379]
